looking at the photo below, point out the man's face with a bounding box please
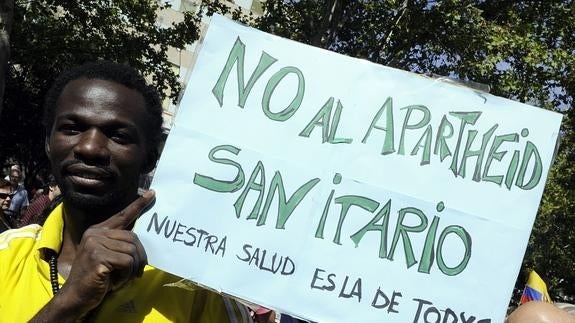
[0,186,12,211]
[46,78,150,216]
[9,171,21,187]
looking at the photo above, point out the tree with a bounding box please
[0,0,200,188]
[228,0,575,301]
[0,0,13,116]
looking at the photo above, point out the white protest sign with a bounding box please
[134,14,563,322]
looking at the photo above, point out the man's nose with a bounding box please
[73,128,111,164]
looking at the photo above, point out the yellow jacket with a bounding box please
[0,204,250,322]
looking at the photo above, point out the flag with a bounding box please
[519,270,552,304]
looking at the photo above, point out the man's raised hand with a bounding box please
[49,190,155,318]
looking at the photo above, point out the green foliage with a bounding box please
[0,0,14,114]
[255,0,574,109]
[225,0,575,302]
[0,0,201,186]
[529,113,575,302]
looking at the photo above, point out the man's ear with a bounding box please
[141,150,159,174]
[45,137,51,160]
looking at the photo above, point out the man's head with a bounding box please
[507,301,575,323]
[9,169,21,188]
[43,61,163,217]
[45,175,61,200]
[0,178,13,213]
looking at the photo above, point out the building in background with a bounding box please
[157,0,263,130]
[140,0,262,188]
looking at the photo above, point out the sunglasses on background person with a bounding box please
[0,192,14,199]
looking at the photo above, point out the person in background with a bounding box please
[0,178,13,233]
[3,164,20,180]
[6,167,29,224]
[507,301,575,323]
[30,187,45,203]
[18,175,61,227]
[0,61,251,322]
[251,306,309,323]
[251,306,276,323]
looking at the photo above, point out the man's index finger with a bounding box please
[97,190,155,230]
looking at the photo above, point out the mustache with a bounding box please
[60,160,115,178]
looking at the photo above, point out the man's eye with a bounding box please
[58,124,81,134]
[111,132,133,144]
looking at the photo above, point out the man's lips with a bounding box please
[68,175,108,187]
[64,164,114,188]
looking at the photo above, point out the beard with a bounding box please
[58,180,139,225]
[55,160,138,218]
[61,186,124,213]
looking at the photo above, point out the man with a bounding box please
[0,178,13,233]
[6,167,29,222]
[0,61,251,322]
[507,301,575,323]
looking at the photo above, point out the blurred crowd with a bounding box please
[0,164,61,233]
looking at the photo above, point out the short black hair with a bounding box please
[46,174,57,187]
[43,61,164,154]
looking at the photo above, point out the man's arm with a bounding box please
[20,188,29,214]
[30,191,154,322]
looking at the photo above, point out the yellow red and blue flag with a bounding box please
[519,270,552,304]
